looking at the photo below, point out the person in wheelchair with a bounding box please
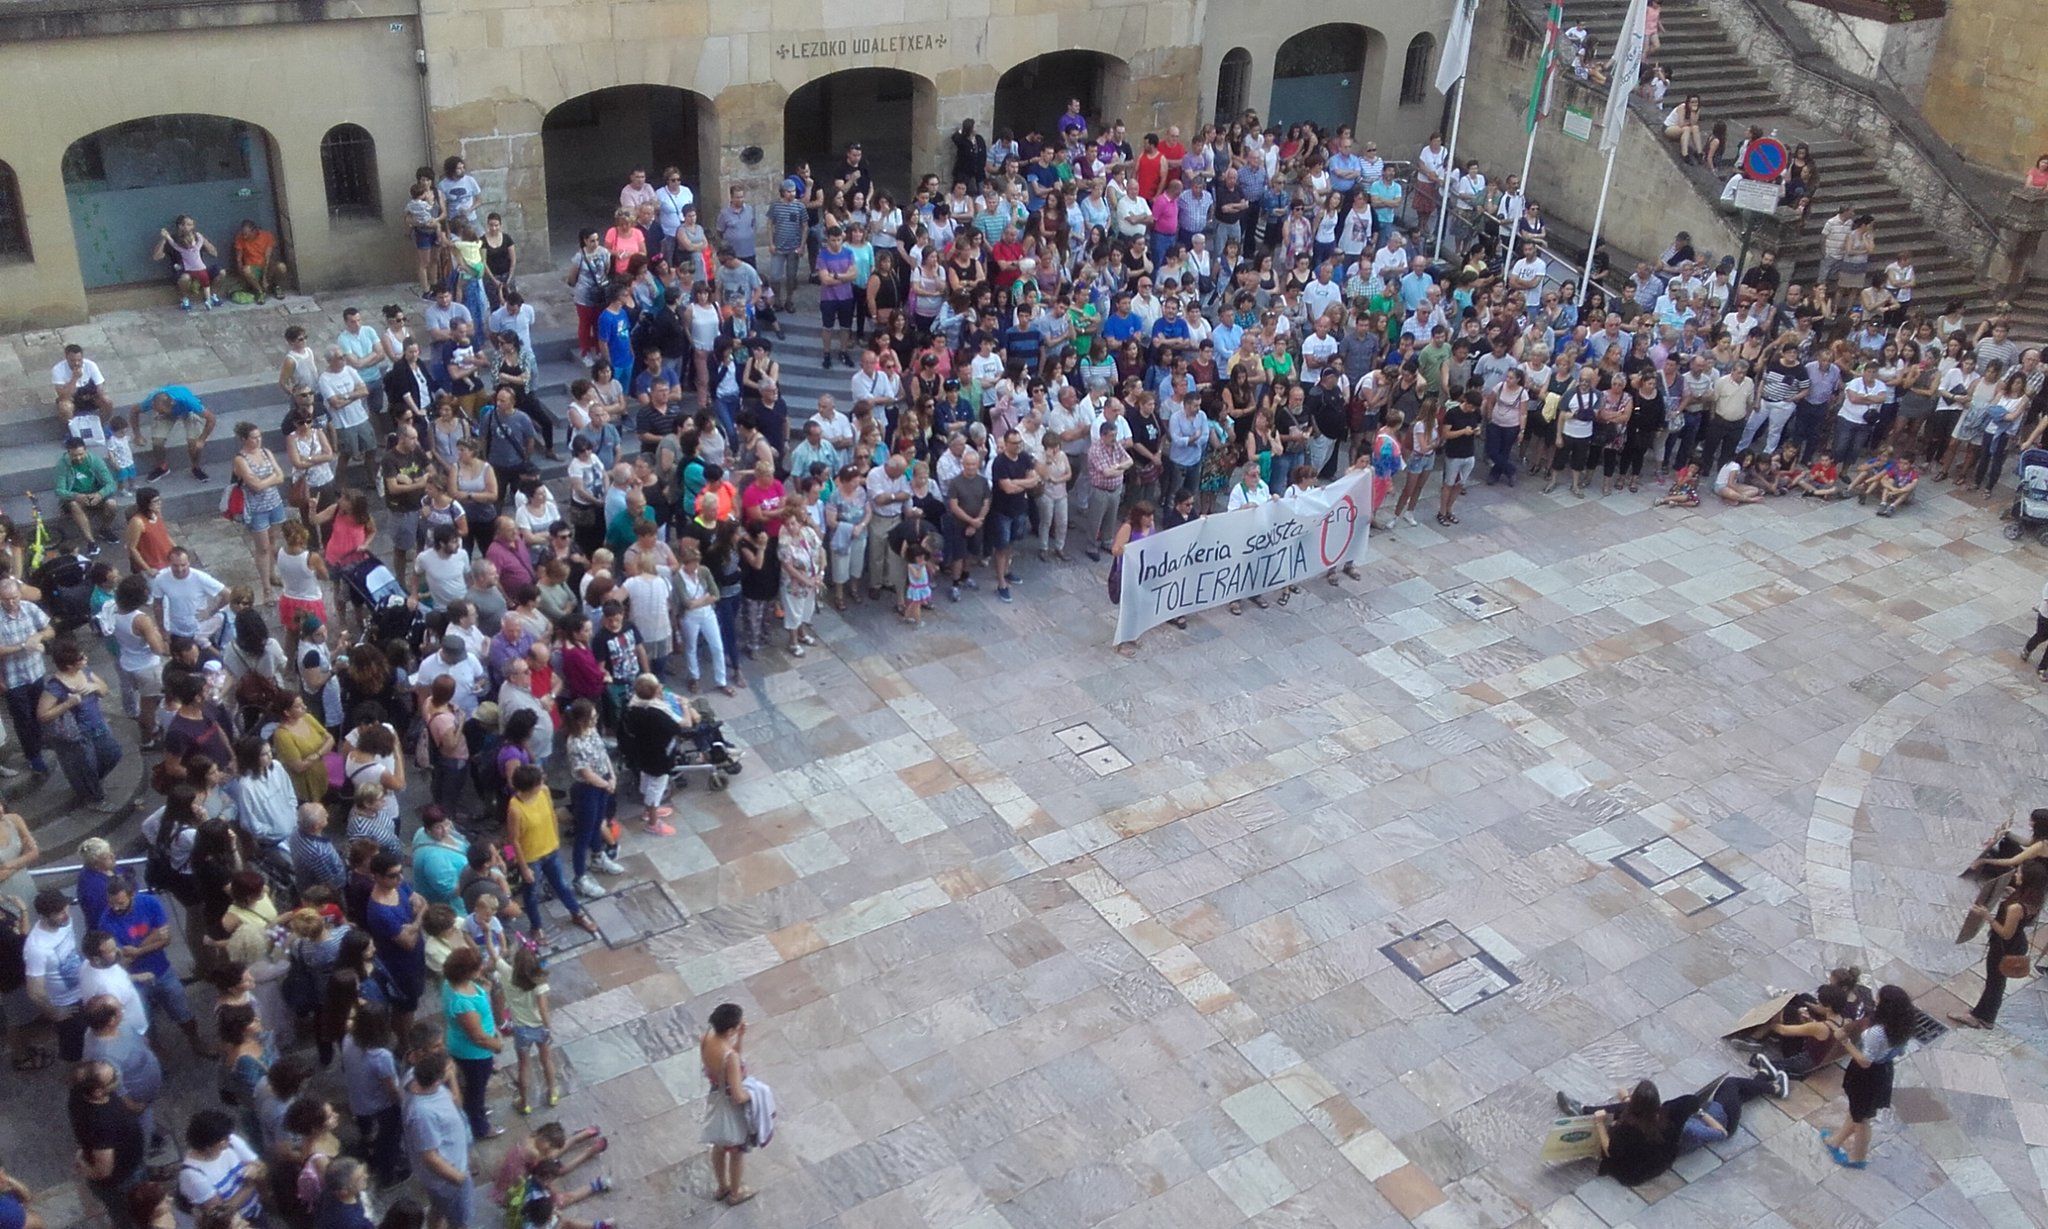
[615,673,742,835]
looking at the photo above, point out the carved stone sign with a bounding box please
[775,29,948,61]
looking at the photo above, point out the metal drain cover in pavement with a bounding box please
[1440,584,1515,620]
[1054,723,1129,775]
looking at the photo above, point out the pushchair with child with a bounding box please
[2003,448,2048,545]
[336,555,426,651]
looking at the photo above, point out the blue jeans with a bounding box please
[1831,419,1869,468]
[570,782,612,880]
[519,850,583,931]
[715,592,742,675]
[454,1054,494,1136]
[1150,230,1175,269]
[1484,422,1520,483]
[431,757,466,816]
[714,392,741,446]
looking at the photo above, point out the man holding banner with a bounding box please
[1113,466,1372,644]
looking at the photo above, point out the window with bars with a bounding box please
[1215,48,1251,126]
[1400,35,1435,105]
[320,124,381,220]
[0,162,26,259]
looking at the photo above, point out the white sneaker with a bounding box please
[593,853,626,875]
[574,875,606,899]
[1401,511,1418,526]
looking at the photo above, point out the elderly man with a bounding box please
[786,420,838,487]
[290,803,347,893]
[864,454,911,598]
[0,577,53,775]
[54,435,120,551]
[315,346,375,483]
[463,559,508,637]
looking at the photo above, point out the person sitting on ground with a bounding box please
[1759,983,1853,1078]
[492,1121,610,1212]
[1874,453,1920,516]
[1796,451,1842,499]
[1653,463,1700,508]
[1713,452,1763,505]
[1556,1068,1788,1186]
[54,435,122,552]
[230,220,289,304]
[1844,446,1893,503]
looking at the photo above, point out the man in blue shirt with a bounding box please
[140,385,217,483]
[1003,304,1043,372]
[1100,294,1141,347]
[1024,146,1061,215]
[1148,298,1193,387]
[405,1053,475,1229]
[99,875,209,1055]
[596,283,635,387]
[1399,257,1435,314]
[1327,138,1365,195]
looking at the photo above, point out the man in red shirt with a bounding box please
[1135,133,1167,202]
[1157,125,1187,164]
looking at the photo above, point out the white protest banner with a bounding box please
[1113,470,1371,643]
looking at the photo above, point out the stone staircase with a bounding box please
[1567,0,1983,312]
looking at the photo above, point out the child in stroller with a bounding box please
[2004,447,2048,545]
[614,673,743,835]
[336,554,425,651]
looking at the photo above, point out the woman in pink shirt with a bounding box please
[1149,180,1182,270]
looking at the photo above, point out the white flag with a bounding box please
[1435,0,1478,94]
[1601,0,1650,153]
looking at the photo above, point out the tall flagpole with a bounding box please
[1432,0,1478,259]
[1435,84,1466,259]
[1580,0,1649,306]
[1517,4,1560,195]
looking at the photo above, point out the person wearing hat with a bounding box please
[766,176,808,314]
[412,635,487,716]
[54,434,121,552]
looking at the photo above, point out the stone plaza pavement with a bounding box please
[16,467,2048,1229]
[439,481,2041,1228]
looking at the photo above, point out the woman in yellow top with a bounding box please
[270,693,335,802]
[504,763,598,936]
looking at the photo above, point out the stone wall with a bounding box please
[1782,3,1943,104]
[0,12,428,328]
[417,0,1212,263]
[1919,0,2048,176]
[1196,1,1453,155]
[1691,0,2005,269]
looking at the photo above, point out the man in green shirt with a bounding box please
[1066,295,1102,360]
[1416,327,1454,400]
[54,435,120,550]
[1366,279,1402,344]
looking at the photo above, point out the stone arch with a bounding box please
[993,51,1132,145]
[784,68,938,201]
[1270,22,1383,137]
[541,85,719,256]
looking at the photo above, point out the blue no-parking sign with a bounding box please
[1742,138,1787,182]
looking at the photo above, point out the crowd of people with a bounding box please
[0,59,2042,1229]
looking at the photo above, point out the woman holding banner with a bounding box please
[1106,502,1156,657]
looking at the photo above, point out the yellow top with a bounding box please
[507,789,560,861]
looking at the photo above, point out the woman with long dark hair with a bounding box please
[1950,861,2043,1031]
[1823,984,1916,1168]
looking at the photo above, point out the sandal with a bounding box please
[1249,595,1269,609]
[573,914,600,935]
[724,1189,757,1206]
[1170,616,1189,629]
[1276,589,1290,607]
[1230,601,1243,616]
[1115,643,1137,657]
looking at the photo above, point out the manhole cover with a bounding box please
[1440,585,1515,620]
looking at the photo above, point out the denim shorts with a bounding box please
[512,1024,551,1053]
[988,509,1033,550]
[243,500,287,532]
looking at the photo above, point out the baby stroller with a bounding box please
[2003,448,2048,545]
[336,555,425,651]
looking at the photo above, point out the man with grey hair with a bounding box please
[807,393,854,465]
[291,802,346,892]
[464,559,506,636]
[315,345,375,482]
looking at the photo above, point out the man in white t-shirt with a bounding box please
[24,888,87,1059]
[80,931,150,1040]
[1508,241,1549,311]
[316,347,375,480]
[1835,360,1887,466]
[808,394,856,463]
[53,344,111,414]
[176,1113,265,1222]
[411,527,471,608]
[1301,265,1343,324]
[411,636,487,715]
[1299,317,1341,375]
[148,549,228,639]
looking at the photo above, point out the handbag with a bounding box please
[220,482,246,520]
[2000,953,2031,980]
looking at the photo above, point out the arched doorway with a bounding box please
[993,51,1131,148]
[784,69,935,201]
[62,115,283,290]
[542,86,716,256]
[1214,48,1253,127]
[1271,24,1374,136]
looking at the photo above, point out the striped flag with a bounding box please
[1525,3,1563,133]
[1601,0,1650,153]
[1436,0,1478,93]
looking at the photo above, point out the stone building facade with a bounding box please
[0,0,1454,327]
[1918,0,2048,177]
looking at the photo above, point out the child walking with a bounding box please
[507,945,559,1114]
[900,544,932,626]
